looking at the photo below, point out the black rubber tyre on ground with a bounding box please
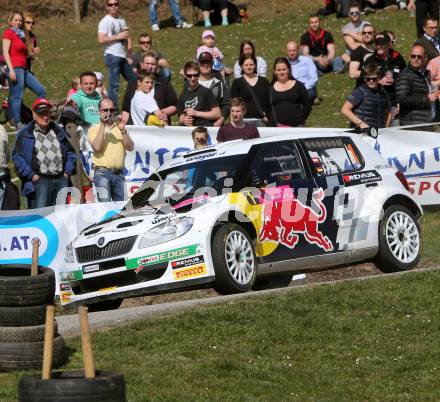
[0,321,58,343]
[0,334,66,371]
[87,298,124,312]
[374,205,422,273]
[253,273,293,291]
[0,265,55,307]
[18,370,126,402]
[212,224,257,294]
[0,304,47,327]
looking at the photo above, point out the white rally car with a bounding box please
[61,132,423,310]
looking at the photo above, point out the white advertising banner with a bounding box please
[0,202,124,278]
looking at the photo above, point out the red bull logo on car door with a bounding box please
[259,186,333,252]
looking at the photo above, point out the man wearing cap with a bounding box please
[70,71,102,125]
[363,31,406,107]
[12,98,76,209]
[98,0,136,110]
[414,18,440,61]
[178,61,221,127]
[198,51,230,126]
[88,98,133,202]
[396,44,438,125]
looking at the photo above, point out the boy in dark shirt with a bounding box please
[217,97,260,142]
[178,61,221,127]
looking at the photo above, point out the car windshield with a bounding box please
[128,154,246,210]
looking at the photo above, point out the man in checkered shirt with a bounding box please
[12,98,77,208]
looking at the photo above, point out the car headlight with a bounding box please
[139,217,194,249]
[65,243,74,263]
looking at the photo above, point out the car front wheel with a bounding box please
[374,205,422,273]
[212,224,256,294]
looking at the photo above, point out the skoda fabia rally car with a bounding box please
[61,132,423,310]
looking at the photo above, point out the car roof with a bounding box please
[164,128,355,170]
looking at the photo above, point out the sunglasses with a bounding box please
[107,2,119,7]
[410,54,424,60]
[194,137,207,143]
[25,20,34,25]
[139,41,151,44]
[101,108,115,113]
[362,31,374,35]
[186,73,199,78]
[365,76,379,82]
[349,11,360,16]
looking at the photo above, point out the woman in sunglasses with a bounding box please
[23,12,40,72]
[341,63,391,129]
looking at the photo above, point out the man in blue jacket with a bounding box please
[12,98,77,209]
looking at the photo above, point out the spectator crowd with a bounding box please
[1,0,440,209]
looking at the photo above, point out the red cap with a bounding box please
[32,98,52,113]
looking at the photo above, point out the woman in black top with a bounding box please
[270,57,311,127]
[230,54,270,125]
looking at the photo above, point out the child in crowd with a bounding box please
[66,76,80,100]
[130,70,164,126]
[94,71,108,98]
[196,30,232,80]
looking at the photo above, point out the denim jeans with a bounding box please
[94,170,125,202]
[104,54,136,109]
[7,67,46,123]
[149,0,184,25]
[28,175,69,209]
[314,56,344,75]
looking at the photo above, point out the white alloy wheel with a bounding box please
[385,210,420,264]
[224,230,255,285]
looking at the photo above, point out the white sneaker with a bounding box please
[399,1,407,9]
[176,21,192,29]
[151,24,160,31]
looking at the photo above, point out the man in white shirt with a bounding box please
[341,3,371,56]
[286,41,319,103]
[98,0,136,110]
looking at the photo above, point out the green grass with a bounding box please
[2,269,440,401]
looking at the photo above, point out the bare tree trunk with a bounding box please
[73,0,81,23]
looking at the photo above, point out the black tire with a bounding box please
[0,265,55,307]
[0,304,47,327]
[0,321,58,343]
[87,298,124,312]
[212,223,257,294]
[253,273,293,291]
[374,205,422,273]
[0,334,67,372]
[18,370,126,402]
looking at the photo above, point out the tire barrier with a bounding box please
[0,239,67,372]
[19,306,126,402]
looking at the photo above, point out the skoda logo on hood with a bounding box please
[97,237,106,247]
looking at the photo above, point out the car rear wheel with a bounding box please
[212,224,256,294]
[374,205,422,273]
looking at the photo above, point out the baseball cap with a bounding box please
[32,98,52,114]
[374,32,391,45]
[198,51,214,64]
[202,29,215,39]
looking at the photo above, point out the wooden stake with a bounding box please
[73,0,81,24]
[42,305,55,380]
[79,306,96,378]
[31,238,40,276]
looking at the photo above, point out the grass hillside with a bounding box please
[2,269,440,401]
